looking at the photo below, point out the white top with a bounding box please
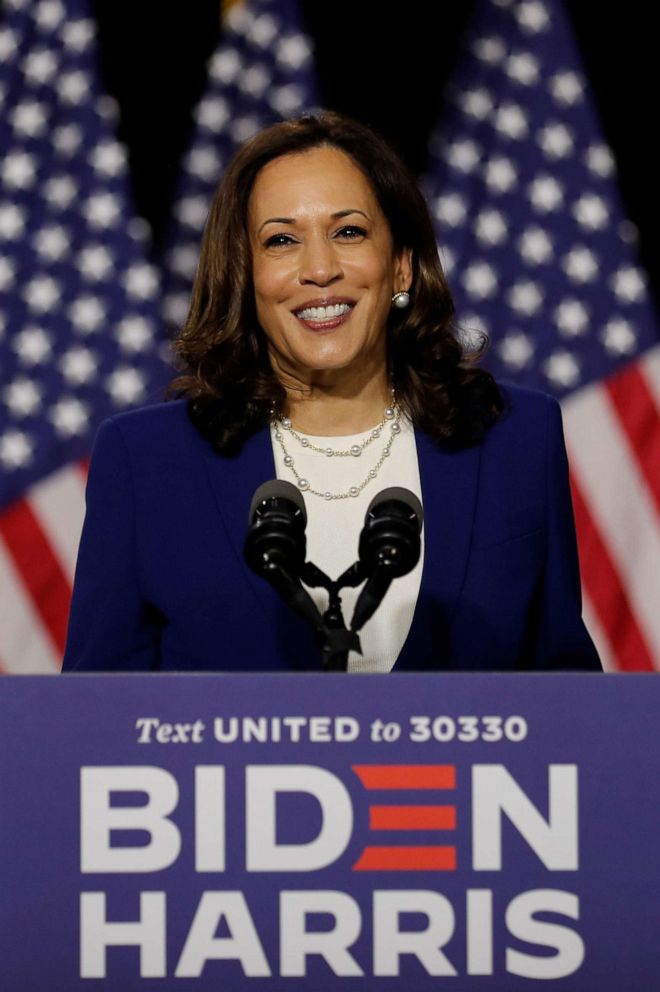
[270,417,424,672]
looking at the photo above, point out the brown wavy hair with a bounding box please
[171,111,503,452]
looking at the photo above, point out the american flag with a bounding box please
[0,0,171,672]
[161,0,320,331]
[423,0,660,670]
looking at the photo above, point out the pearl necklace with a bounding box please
[272,402,402,500]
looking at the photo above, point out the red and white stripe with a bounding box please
[563,344,660,671]
[0,462,87,673]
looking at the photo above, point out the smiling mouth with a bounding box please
[295,302,354,321]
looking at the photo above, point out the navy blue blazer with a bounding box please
[62,386,600,672]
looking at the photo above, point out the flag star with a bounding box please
[225,2,252,34]
[505,52,540,85]
[538,122,574,158]
[585,143,615,178]
[85,193,121,228]
[92,142,126,177]
[52,124,83,155]
[610,266,646,302]
[433,193,467,227]
[516,1,550,32]
[35,0,66,29]
[13,327,53,364]
[473,36,506,64]
[116,316,153,352]
[494,103,529,139]
[462,262,498,298]
[276,34,312,70]
[164,292,192,326]
[50,398,90,437]
[0,430,33,469]
[34,225,69,261]
[573,193,609,230]
[168,244,199,278]
[62,18,95,50]
[562,246,598,282]
[43,175,77,209]
[554,299,590,336]
[475,208,508,245]
[95,95,120,124]
[3,378,43,417]
[197,96,230,132]
[446,138,481,172]
[106,367,146,405]
[251,14,278,47]
[239,64,271,97]
[528,175,564,211]
[483,156,518,193]
[0,27,18,60]
[0,257,16,290]
[438,243,455,276]
[10,100,48,137]
[543,351,581,388]
[187,146,222,181]
[128,217,151,244]
[23,275,61,311]
[0,203,26,238]
[231,116,261,143]
[123,263,159,299]
[498,332,534,369]
[24,48,58,83]
[600,318,637,355]
[2,151,37,189]
[209,49,242,84]
[458,87,493,119]
[518,226,554,264]
[508,280,543,315]
[270,84,305,115]
[69,296,105,333]
[175,196,209,229]
[78,245,114,281]
[59,347,97,384]
[550,70,584,105]
[58,70,89,104]
[459,318,489,354]
[618,220,638,245]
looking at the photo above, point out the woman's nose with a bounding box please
[298,236,343,286]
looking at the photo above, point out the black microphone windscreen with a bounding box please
[248,479,307,524]
[366,486,423,530]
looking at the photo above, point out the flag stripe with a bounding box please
[0,500,71,661]
[605,363,660,514]
[0,541,60,673]
[569,466,655,671]
[29,463,87,581]
[563,386,660,663]
[581,592,618,673]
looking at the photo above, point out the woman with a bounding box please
[62,111,600,673]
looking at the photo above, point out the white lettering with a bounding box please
[506,890,584,979]
[280,891,364,976]
[80,892,166,978]
[373,890,457,976]
[174,892,271,977]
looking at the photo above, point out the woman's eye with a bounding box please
[335,225,367,240]
[264,233,296,248]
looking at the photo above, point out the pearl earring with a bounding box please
[391,291,410,309]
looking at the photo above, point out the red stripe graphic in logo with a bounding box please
[352,765,457,871]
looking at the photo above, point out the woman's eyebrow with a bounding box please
[257,208,371,235]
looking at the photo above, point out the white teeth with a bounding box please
[297,303,352,321]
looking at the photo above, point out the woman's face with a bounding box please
[248,145,412,389]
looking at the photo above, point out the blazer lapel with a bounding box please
[395,430,482,671]
[202,427,318,669]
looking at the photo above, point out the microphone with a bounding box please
[350,487,423,632]
[244,480,322,628]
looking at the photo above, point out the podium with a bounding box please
[1,672,658,989]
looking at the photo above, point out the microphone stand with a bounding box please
[300,560,365,672]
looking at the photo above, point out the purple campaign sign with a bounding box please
[0,673,658,990]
